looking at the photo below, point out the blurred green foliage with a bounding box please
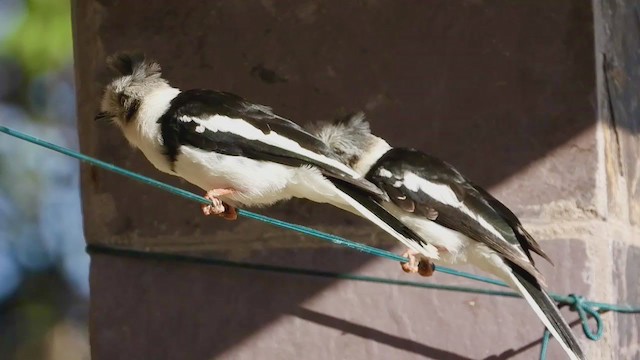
[0,1,89,359]
[2,0,73,77]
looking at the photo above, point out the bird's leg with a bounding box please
[202,188,237,220]
[401,249,420,274]
[401,249,435,277]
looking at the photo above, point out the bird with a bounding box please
[95,52,439,260]
[308,112,584,360]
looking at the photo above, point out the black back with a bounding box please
[366,148,549,281]
[157,89,383,196]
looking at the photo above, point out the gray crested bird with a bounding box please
[309,112,584,360]
[95,52,438,259]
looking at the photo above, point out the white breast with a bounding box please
[120,86,348,208]
[119,86,180,174]
[174,146,300,207]
[385,203,509,277]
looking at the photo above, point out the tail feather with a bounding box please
[507,266,585,360]
[330,179,439,259]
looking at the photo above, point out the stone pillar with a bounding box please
[72,1,638,359]
[595,0,640,358]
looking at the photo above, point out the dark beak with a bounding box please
[94,112,111,122]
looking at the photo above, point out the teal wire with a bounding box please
[539,330,551,360]
[85,243,640,322]
[3,125,640,359]
[0,125,404,262]
[566,294,604,341]
[0,125,513,287]
[85,244,520,298]
[434,265,508,288]
[86,243,637,360]
[83,242,640,313]
[539,294,606,360]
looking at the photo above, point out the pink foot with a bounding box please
[401,249,420,274]
[201,188,237,221]
[401,249,435,277]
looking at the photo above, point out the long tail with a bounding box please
[329,179,439,259]
[506,265,585,360]
[331,179,582,358]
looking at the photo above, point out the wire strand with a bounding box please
[2,125,639,360]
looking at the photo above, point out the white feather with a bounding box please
[378,168,393,178]
[401,171,515,246]
[118,90,437,255]
[383,203,470,263]
[103,59,443,272]
[402,171,459,206]
[353,137,392,175]
[332,190,439,259]
[183,115,364,179]
[117,87,181,175]
[119,86,180,147]
[175,146,298,207]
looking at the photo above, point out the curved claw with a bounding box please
[201,188,237,221]
[401,249,419,274]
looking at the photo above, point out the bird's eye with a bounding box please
[118,93,129,107]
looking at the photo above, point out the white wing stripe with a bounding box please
[184,115,362,178]
[402,171,526,252]
[403,171,458,205]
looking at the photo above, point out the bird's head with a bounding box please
[95,52,167,126]
[309,112,376,167]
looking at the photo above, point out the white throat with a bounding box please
[116,86,181,175]
[119,86,181,147]
[353,136,392,175]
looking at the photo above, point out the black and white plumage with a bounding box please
[96,52,438,259]
[310,113,584,360]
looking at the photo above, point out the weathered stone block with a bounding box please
[613,242,640,358]
[598,0,640,226]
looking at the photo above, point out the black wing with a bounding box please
[158,89,384,197]
[366,148,549,282]
[471,184,552,264]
